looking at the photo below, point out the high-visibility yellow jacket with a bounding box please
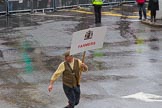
[92,0,103,5]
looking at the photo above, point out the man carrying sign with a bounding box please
[48,50,88,108]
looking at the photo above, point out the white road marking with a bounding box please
[32,13,75,18]
[122,92,162,102]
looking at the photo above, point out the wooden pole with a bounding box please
[81,51,86,71]
[82,51,86,63]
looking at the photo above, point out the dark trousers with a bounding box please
[150,10,156,21]
[93,5,102,23]
[138,3,146,19]
[63,84,80,108]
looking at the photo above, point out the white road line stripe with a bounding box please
[122,92,162,102]
[32,13,75,18]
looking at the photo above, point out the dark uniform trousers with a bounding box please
[94,5,102,23]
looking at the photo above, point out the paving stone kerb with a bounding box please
[141,19,162,27]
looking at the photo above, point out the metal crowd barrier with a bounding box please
[0,0,135,15]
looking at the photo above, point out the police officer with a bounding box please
[92,0,103,24]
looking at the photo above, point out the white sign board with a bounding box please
[70,26,107,55]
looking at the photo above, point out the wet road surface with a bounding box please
[0,6,162,108]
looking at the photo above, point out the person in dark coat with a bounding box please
[148,0,159,22]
